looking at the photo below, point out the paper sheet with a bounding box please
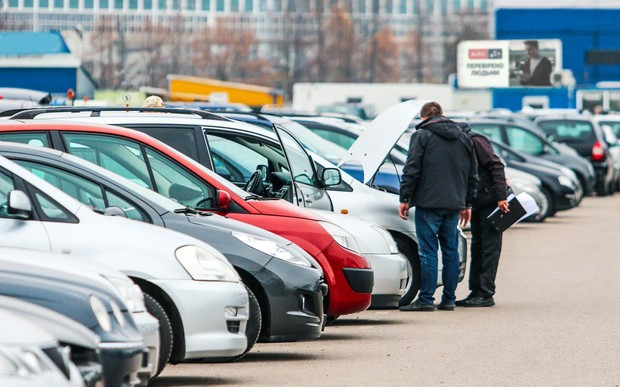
[487,192,540,225]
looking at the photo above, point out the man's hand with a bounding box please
[399,202,410,220]
[459,208,471,226]
[498,200,510,213]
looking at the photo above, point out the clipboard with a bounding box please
[486,193,539,233]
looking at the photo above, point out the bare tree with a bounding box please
[323,4,359,82]
[372,27,399,82]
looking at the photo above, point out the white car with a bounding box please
[0,155,248,375]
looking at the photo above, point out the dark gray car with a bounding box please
[0,142,326,358]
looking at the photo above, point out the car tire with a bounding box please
[527,188,551,222]
[208,285,261,363]
[394,237,421,307]
[144,293,173,377]
[596,178,608,196]
[543,187,557,217]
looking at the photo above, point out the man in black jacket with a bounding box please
[457,123,509,307]
[398,102,478,311]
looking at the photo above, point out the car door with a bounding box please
[273,125,333,210]
[0,167,51,251]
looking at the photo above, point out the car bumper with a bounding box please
[554,185,579,211]
[153,280,249,360]
[99,341,144,387]
[320,242,372,317]
[366,252,408,308]
[131,311,160,385]
[255,258,326,342]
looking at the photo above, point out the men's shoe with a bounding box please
[455,293,477,307]
[399,300,435,312]
[460,296,495,307]
[437,302,455,311]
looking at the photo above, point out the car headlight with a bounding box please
[319,221,361,253]
[110,301,125,327]
[558,175,573,187]
[89,296,112,332]
[175,245,239,282]
[232,232,312,267]
[103,275,146,313]
[371,225,399,254]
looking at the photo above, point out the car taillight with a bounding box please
[592,141,606,161]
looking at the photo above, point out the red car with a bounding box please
[0,121,372,317]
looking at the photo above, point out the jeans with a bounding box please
[469,204,503,298]
[414,207,461,305]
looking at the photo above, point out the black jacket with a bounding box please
[459,123,508,209]
[400,116,478,210]
[519,56,552,86]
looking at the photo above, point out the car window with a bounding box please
[469,124,503,142]
[62,133,154,189]
[31,189,74,222]
[537,120,596,143]
[15,160,146,222]
[277,129,319,186]
[506,126,545,156]
[309,128,357,149]
[206,133,270,184]
[0,170,15,218]
[598,121,620,138]
[134,126,200,162]
[0,132,50,147]
[144,148,216,208]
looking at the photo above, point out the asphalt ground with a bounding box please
[154,196,620,386]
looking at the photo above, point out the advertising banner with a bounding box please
[458,39,562,88]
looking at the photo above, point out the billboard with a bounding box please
[458,39,562,88]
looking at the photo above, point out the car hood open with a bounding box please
[337,100,426,184]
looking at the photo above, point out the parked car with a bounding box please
[0,294,102,387]
[0,141,326,351]
[0,117,372,319]
[593,114,620,190]
[489,139,579,218]
[0,309,79,387]
[0,152,249,374]
[462,118,596,197]
[0,246,158,385]
[505,167,547,222]
[534,115,616,196]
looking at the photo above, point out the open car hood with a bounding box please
[337,100,426,184]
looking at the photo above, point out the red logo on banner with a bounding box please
[468,49,488,59]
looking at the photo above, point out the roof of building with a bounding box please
[0,32,71,56]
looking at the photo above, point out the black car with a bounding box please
[534,115,615,196]
[0,250,145,387]
[464,118,596,197]
[489,139,579,219]
[0,142,326,354]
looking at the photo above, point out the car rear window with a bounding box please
[537,120,596,143]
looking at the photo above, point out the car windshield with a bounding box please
[598,120,620,139]
[279,121,348,163]
[537,120,596,143]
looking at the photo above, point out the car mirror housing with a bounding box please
[104,206,127,217]
[8,190,33,219]
[321,168,342,187]
[216,190,232,210]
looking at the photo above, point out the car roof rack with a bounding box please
[8,107,231,121]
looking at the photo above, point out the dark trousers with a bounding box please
[469,204,503,298]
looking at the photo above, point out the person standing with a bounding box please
[519,40,553,86]
[456,123,509,307]
[398,102,478,312]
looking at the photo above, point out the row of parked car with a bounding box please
[0,100,608,385]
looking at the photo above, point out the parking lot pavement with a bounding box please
[155,196,620,386]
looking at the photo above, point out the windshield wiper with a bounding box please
[174,206,212,216]
[244,194,263,201]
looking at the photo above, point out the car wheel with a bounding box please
[393,237,420,307]
[596,178,608,196]
[208,285,261,363]
[144,293,173,377]
[543,187,557,217]
[527,188,551,222]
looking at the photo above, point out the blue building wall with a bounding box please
[496,8,620,86]
[492,88,572,111]
[0,68,77,95]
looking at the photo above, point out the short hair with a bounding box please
[142,95,165,108]
[524,40,539,49]
[420,102,443,118]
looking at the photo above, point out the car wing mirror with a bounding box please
[104,206,127,217]
[321,168,342,187]
[216,190,232,210]
[8,190,33,220]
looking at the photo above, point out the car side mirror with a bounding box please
[8,190,33,220]
[321,168,342,187]
[104,206,127,217]
[216,190,232,210]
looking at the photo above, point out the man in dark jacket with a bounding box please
[398,102,478,311]
[456,123,509,307]
[519,40,553,86]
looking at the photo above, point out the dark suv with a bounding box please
[534,116,616,196]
